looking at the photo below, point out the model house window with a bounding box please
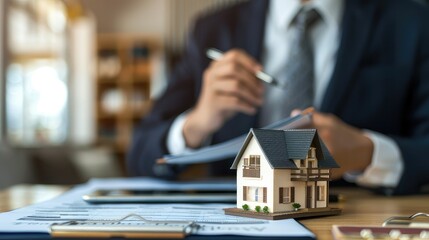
[250,155,260,168]
[244,158,249,166]
[243,186,267,203]
[308,147,316,159]
[243,155,260,168]
[243,155,260,178]
[316,186,325,201]
[279,187,295,204]
[255,187,259,201]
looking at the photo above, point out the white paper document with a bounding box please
[0,178,315,238]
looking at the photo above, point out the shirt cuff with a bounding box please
[166,112,191,155]
[166,111,212,155]
[344,130,403,188]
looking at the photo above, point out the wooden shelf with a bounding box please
[95,34,160,167]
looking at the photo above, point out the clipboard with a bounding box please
[332,212,429,239]
[50,213,199,239]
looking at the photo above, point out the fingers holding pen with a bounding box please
[222,49,262,73]
[207,51,265,104]
[211,78,262,114]
[208,64,263,101]
[222,49,264,94]
[183,49,265,148]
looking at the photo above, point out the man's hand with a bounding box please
[183,49,264,148]
[293,109,374,179]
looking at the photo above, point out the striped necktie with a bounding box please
[259,8,321,126]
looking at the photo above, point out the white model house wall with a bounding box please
[236,136,274,212]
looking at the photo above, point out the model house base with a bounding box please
[224,207,342,220]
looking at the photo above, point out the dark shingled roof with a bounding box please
[284,130,316,159]
[251,129,296,169]
[319,140,338,168]
[231,128,339,169]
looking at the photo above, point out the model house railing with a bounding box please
[290,169,330,181]
[243,155,261,178]
[243,168,260,178]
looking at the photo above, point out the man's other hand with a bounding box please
[293,109,374,179]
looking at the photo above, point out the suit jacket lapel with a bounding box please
[235,0,269,61]
[320,0,378,113]
[231,0,269,129]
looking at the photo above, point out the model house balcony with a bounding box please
[243,168,260,178]
[290,169,330,181]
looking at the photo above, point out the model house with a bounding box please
[226,128,340,219]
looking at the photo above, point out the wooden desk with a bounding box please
[1,185,428,240]
[302,188,429,239]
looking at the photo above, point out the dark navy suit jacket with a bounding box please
[128,0,429,195]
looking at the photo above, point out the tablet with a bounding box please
[82,189,236,203]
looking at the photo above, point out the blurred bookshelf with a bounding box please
[95,34,160,167]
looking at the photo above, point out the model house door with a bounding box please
[306,186,312,208]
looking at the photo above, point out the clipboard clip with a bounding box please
[50,213,200,239]
[383,212,429,227]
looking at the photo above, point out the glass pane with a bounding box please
[5,0,69,146]
[6,60,68,145]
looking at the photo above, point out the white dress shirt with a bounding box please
[166,0,403,188]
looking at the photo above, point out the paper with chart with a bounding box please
[160,113,313,165]
[0,178,314,238]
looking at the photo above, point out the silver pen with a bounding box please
[206,48,285,89]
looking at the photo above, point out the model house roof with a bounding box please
[230,128,339,169]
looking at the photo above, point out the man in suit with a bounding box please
[128,0,429,195]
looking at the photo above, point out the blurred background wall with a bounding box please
[0,0,242,189]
